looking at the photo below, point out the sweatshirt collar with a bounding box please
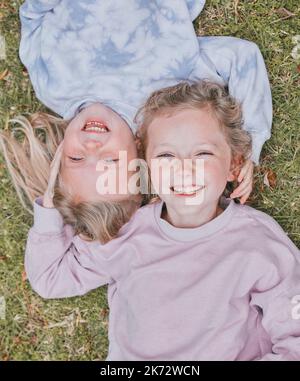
[153,197,237,242]
[64,98,138,133]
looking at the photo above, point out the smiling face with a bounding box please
[145,107,236,215]
[61,103,139,202]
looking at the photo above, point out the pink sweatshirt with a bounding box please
[25,197,300,361]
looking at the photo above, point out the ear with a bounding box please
[227,155,243,182]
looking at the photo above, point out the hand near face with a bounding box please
[230,159,254,204]
[43,141,64,208]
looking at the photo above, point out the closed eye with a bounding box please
[68,156,83,162]
[103,158,119,163]
[195,152,213,156]
[156,153,174,158]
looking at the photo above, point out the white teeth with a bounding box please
[86,121,105,127]
[85,126,107,132]
[172,186,204,194]
[84,121,108,132]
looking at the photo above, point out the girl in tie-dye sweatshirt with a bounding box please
[0,0,272,242]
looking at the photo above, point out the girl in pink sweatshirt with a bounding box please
[25,81,300,361]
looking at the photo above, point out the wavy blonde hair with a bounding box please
[135,80,252,202]
[0,113,140,243]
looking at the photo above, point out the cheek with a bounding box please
[149,168,160,193]
[117,164,129,185]
[62,130,71,147]
[113,134,137,160]
[117,159,139,194]
[63,130,78,151]
[127,143,138,162]
[203,160,229,187]
[151,161,175,194]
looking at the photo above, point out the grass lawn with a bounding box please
[0,0,299,360]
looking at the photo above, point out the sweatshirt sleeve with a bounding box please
[185,0,206,21]
[249,215,300,360]
[25,197,114,299]
[19,1,63,110]
[196,36,273,165]
[19,0,62,51]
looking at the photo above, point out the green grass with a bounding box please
[0,0,299,360]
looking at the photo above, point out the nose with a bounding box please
[173,159,196,186]
[82,139,103,151]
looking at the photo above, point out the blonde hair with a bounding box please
[0,113,140,243]
[134,80,252,202]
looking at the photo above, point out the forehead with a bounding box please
[61,163,125,202]
[61,164,99,198]
[147,108,225,145]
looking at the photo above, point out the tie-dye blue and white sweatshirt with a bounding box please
[19,0,272,163]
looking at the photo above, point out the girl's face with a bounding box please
[61,103,139,202]
[146,107,236,215]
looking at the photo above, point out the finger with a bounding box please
[231,178,252,198]
[49,143,64,179]
[46,142,64,194]
[237,163,249,183]
[50,141,64,169]
[42,193,55,208]
[237,161,253,183]
[233,180,252,198]
[237,169,253,190]
[239,190,252,204]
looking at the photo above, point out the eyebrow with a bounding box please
[154,142,219,149]
[63,158,120,171]
[64,162,85,169]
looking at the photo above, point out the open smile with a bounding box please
[170,185,205,196]
[81,120,109,133]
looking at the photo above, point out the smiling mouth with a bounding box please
[82,121,109,133]
[170,185,205,196]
